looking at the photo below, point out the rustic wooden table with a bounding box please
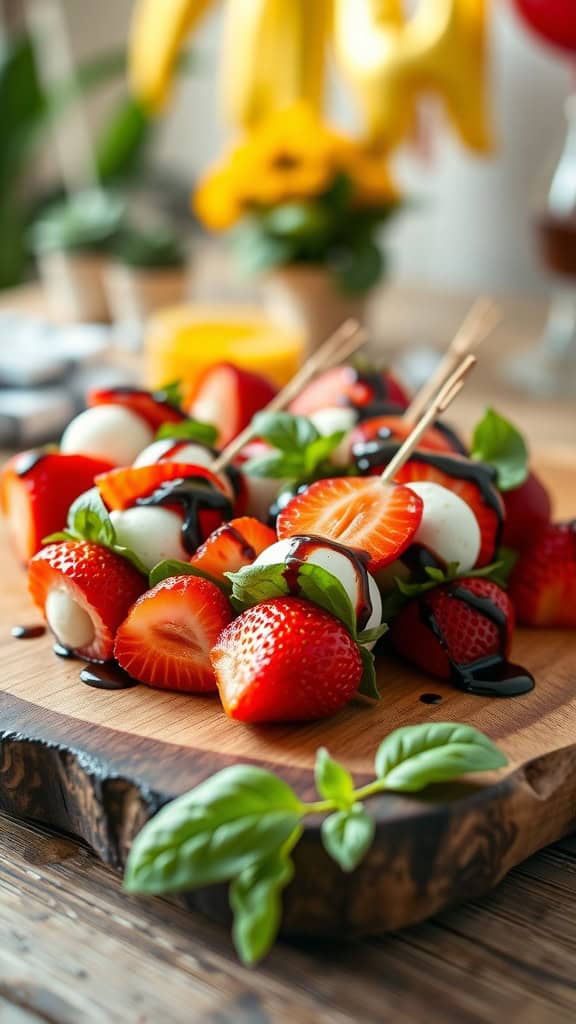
[0,283,575,1023]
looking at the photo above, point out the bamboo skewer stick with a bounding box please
[211,319,367,472]
[402,298,500,428]
[381,355,477,484]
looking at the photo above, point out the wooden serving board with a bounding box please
[1,451,575,939]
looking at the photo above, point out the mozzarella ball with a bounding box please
[61,406,153,466]
[133,440,214,469]
[245,475,288,521]
[46,588,95,650]
[406,481,481,573]
[309,406,357,467]
[110,507,188,572]
[254,537,382,646]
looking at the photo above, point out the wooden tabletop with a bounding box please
[1,282,575,1023]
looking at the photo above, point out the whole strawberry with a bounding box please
[508,522,576,627]
[390,577,515,684]
[211,597,363,722]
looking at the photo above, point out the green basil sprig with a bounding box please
[244,411,346,481]
[44,488,147,575]
[124,723,507,965]
[149,557,230,594]
[471,407,528,491]
[155,419,218,446]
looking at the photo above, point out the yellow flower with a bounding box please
[343,150,400,207]
[193,166,243,231]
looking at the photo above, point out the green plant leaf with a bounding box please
[357,623,388,646]
[331,237,383,296]
[315,748,354,806]
[263,201,331,241]
[149,558,229,594]
[226,561,357,636]
[321,805,375,872]
[357,646,381,700]
[251,411,319,452]
[245,412,345,481]
[488,547,518,588]
[155,419,218,445]
[471,408,529,492]
[232,219,295,275]
[124,765,304,894]
[230,838,299,966]
[95,96,151,185]
[157,380,183,410]
[45,488,147,574]
[243,451,305,480]
[302,432,346,475]
[374,723,508,792]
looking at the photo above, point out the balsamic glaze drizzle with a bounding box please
[11,624,46,639]
[419,693,443,704]
[281,535,374,631]
[136,476,233,554]
[53,643,78,659]
[80,664,139,690]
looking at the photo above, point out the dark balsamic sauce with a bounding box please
[281,535,374,630]
[11,623,46,639]
[80,664,139,690]
[218,523,257,561]
[418,584,534,698]
[420,693,443,704]
[14,450,49,476]
[53,643,78,659]
[400,543,445,579]
[136,476,233,554]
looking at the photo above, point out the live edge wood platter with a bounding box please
[1,455,575,940]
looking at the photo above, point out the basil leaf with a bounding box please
[110,543,149,576]
[357,623,388,646]
[357,647,381,700]
[68,488,116,546]
[124,765,304,894]
[471,408,529,491]
[375,723,508,792]
[156,419,218,445]
[149,558,230,594]
[243,452,304,480]
[315,748,354,806]
[252,411,319,451]
[321,805,375,872]
[42,531,76,544]
[230,841,298,966]
[226,561,357,636]
[157,379,183,409]
[302,432,346,476]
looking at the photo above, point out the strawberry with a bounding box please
[390,454,504,567]
[115,575,233,692]
[501,471,552,551]
[289,365,409,416]
[191,516,276,580]
[0,451,114,564]
[276,476,423,572]
[350,415,462,454]
[28,541,146,661]
[96,462,232,511]
[508,522,576,627]
[211,596,362,721]
[186,363,277,447]
[390,577,515,682]
[88,386,186,430]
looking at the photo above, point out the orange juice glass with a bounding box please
[144,305,305,391]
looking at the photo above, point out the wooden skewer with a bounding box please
[402,298,500,428]
[381,354,477,484]
[211,319,367,472]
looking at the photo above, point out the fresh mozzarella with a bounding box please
[45,588,95,650]
[245,476,287,521]
[61,406,153,466]
[254,537,382,646]
[133,440,214,469]
[406,481,481,572]
[110,507,188,572]
[308,406,357,466]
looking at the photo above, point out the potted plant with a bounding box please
[29,189,125,322]
[193,104,400,352]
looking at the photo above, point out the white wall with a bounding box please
[63,0,570,296]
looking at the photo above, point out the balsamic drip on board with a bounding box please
[11,623,46,639]
[80,664,139,690]
[418,584,534,698]
[136,476,233,554]
[419,693,443,705]
[281,534,374,631]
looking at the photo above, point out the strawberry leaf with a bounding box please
[471,408,529,491]
[148,558,231,594]
[357,647,381,700]
[156,419,218,445]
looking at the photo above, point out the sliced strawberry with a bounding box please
[28,541,146,661]
[191,516,276,580]
[508,522,576,627]
[211,596,362,721]
[289,365,409,416]
[115,575,233,692]
[0,451,114,564]
[88,387,185,430]
[276,476,422,572]
[96,462,232,511]
[390,577,515,684]
[186,363,277,448]
[391,454,504,567]
[502,471,552,551]
[350,415,461,454]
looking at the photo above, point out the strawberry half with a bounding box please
[28,541,146,661]
[186,363,277,447]
[390,577,515,685]
[96,462,233,511]
[191,516,276,580]
[508,522,576,627]
[88,386,186,430]
[276,476,423,571]
[0,451,114,564]
[211,596,363,721]
[391,454,504,567]
[350,415,461,454]
[115,575,234,692]
[289,365,409,416]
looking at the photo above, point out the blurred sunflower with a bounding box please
[345,150,400,207]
